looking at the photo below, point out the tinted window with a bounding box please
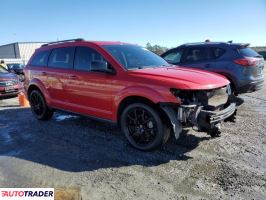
[74,47,107,71]
[211,47,226,58]
[48,47,74,69]
[30,50,50,66]
[238,47,259,57]
[103,45,170,70]
[184,47,208,62]
[163,49,184,64]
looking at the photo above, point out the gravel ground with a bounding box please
[0,71,265,200]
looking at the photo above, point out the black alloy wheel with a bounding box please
[121,103,167,151]
[29,90,53,120]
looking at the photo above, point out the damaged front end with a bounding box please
[161,85,236,139]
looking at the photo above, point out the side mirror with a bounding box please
[91,61,116,75]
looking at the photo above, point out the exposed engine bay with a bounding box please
[161,85,236,139]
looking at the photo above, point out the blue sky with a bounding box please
[1,0,266,47]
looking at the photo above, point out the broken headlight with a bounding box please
[170,85,230,108]
[170,88,196,104]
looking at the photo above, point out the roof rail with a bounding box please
[182,42,224,46]
[41,38,84,47]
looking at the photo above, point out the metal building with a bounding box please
[0,42,45,64]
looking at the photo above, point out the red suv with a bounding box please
[24,39,236,150]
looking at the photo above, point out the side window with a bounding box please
[163,49,184,64]
[74,46,107,71]
[48,47,74,69]
[211,47,226,59]
[30,50,50,66]
[184,47,208,62]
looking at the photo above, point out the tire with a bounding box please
[120,103,168,151]
[29,90,53,120]
[228,80,238,96]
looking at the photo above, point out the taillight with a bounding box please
[234,58,257,66]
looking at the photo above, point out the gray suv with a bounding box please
[161,42,264,94]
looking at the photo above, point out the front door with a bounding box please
[64,46,114,120]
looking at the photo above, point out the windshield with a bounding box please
[0,66,8,73]
[103,45,170,70]
[10,64,24,69]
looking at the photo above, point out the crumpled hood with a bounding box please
[128,66,230,90]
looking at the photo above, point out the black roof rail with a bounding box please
[181,42,225,46]
[41,38,84,47]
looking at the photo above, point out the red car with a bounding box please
[24,39,236,150]
[0,66,20,99]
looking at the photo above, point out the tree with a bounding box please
[145,43,168,55]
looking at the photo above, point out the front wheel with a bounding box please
[120,103,168,151]
[29,90,53,120]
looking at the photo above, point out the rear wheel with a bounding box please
[120,103,168,151]
[29,90,53,120]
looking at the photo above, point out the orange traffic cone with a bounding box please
[18,92,30,107]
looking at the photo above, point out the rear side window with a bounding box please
[211,47,226,59]
[30,50,50,66]
[163,49,184,64]
[184,47,209,62]
[238,47,259,57]
[74,46,107,71]
[48,47,74,69]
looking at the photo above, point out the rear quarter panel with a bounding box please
[24,66,52,105]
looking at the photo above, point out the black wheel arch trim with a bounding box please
[160,104,182,140]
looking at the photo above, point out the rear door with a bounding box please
[47,47,75,108]
[204,47,229,73]
[181,46,212,70]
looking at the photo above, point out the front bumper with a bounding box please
[0,90,19,98]
[0,85,20,99]
[161,102,236,139]
[200,103,236,124]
